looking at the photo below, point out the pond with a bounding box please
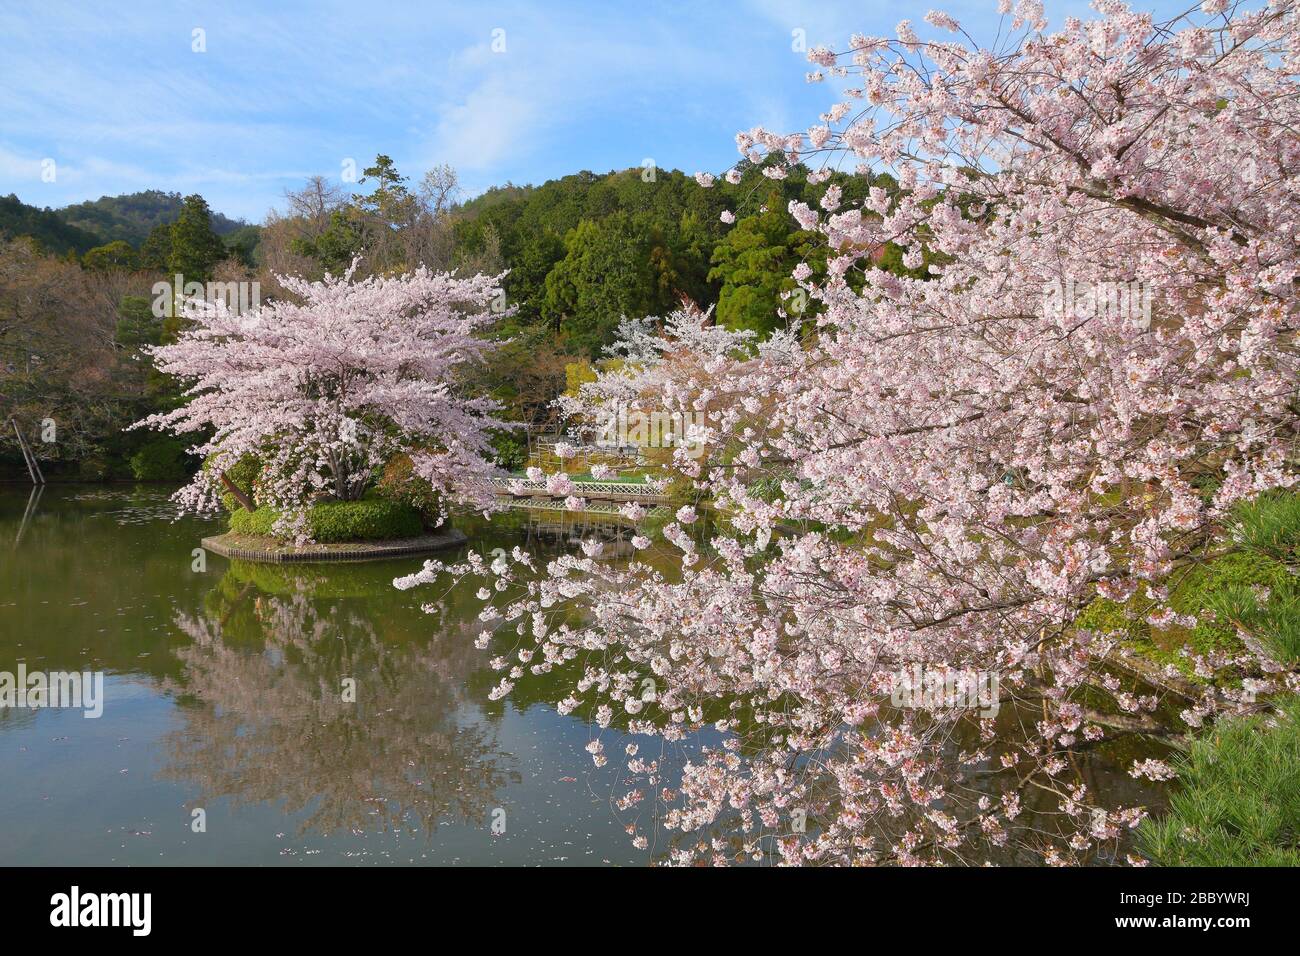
[0,484,1164,865]
[0,484,653,865]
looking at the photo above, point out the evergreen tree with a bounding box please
[82,239,139,271]
[707,190,824,337]
[139,221,173,271]
[166,195,226,282]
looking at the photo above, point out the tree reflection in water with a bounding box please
[160,561,520,838]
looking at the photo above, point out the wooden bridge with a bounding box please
[483,475,671,504]
[496,496,671,518]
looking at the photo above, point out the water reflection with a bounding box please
[0,485,657,864]
[159,561,521,838]
[10,484,42,547]
[496,500,668,558]
[1,487,1172,866]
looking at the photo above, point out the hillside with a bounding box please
[0,193,103,256]
[56,189,248,246]
[447,163,889,350]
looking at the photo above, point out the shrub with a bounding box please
[1229,491,1300,566]
[78,454,109,481]
[489,430,527,472]
[1138,697,1300,866]
[1197,492,1300,663]
[1203,578,1300,665]
[227,506,277,537]
[229,496,423,542]
[129,437,192,481]
[375,454,445,526]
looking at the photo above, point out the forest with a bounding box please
[0,155,904,481]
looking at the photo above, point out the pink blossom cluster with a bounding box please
[412,2,1300,864]
[134,259,511,540]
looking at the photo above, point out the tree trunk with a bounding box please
[220,471,256,511]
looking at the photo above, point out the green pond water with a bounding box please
[0,483,654,865]
[0,483,1164,865]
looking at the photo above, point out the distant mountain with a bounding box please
[55,189,248,246]
[0,193,102,256]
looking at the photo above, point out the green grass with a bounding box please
[1138,696,1300,866]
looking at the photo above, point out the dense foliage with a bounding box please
[57,189,248,247]
[451,164,887,351]
[0,194,101,256]
[1139,696,1300,867]
[0,236,175,478]
[3,152,904,475]
[230,496,424,543]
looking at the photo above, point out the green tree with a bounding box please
[291,155,426,275]
[0,193,101,256]
[223,224,262,268]
[113,295,160,350]
[541,214,657,355]
[356,154,414,222]
[649,211,716,309]
[506,230,565,319]
[707,190,824,337]
[291,208,364,274]
[139,222,173,271]
[82,240,139,271]
[167,195,226,282]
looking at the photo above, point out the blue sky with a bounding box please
[0,0,1191,224]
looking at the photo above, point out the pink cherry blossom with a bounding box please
[410,1,1300,866]
[133,258,510,540]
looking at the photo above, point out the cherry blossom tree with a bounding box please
[405,1,1300,864]
[134,260,510,539]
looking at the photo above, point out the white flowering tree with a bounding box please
[406,1,1300,864]
[134,260,510,539]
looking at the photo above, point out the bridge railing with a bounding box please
[482,475,668,502]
